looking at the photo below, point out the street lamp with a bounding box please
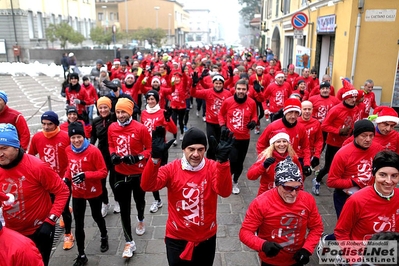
[125,0,128,33]
[154,6,160,28]
[168,13,172,45]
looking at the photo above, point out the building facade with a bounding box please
[116,0,190,47]
[0,0,96,61]
[260,0,399,106]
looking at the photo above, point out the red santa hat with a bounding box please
[151,77,161,86]
[288,64,295,70]
[269,129,290,145]
[374,106,399,124]
[356,90,364,101]
[255,65,265,70]
[283,98,302,115]
[275,71,285,79]
[341,77,358,100]
[113,59,121,64]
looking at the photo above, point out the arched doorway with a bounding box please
[271,27,281,58]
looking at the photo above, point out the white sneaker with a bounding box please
[122,241,136,258]
[254,125,260,134]
[173,140,177,147]
[196,111,199,117]
[202,116,206,122]
[101,203,110,218]
[232,182,240,194]
[113,202,120,214]
[149,200,163,213]
[136,218,145,236]
[179,134,184,141]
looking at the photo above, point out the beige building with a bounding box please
[0,0,96,60]
[107,0,190,46]
[260,0,399,106]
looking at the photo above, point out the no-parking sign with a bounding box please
[291,12,309,30]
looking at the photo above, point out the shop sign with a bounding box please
[317,15,336,33]
[365,9,396,22]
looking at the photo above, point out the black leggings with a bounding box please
[73,196,107,255]
[27,224,55,266]
[316,144,340,182]
[229,139,250,183]
[205,122,221,160]
[114,172,146,242]
[256,101,264,125]
[62,182,72,235]
[165,235,216,266]
[172,108,186,135]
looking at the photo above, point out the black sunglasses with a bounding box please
[282,185,301,192]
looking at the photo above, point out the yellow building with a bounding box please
[113,0,190,46]
[261,0,399,106]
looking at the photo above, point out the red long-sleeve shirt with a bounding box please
[190,87,232,124]
[362,92,378,118]
[108,120,152,175]
[28,129,70,178]
[321,102,358,147]
[335,186,399,242]
[0,105,30,151]
[141,158,231,259]
[218,96,258,140]
[297,117,323,158]
[327,141,384,189]
[262,82,290,113]
[0,154,69,235]
[140,108,177,135]
[308,95,340,123]
[65,144,107,199]
[239,188,323,265]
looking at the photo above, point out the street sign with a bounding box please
[294,29,304,39]
[291,12,309,30]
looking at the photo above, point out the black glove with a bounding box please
[221,125,228,136]
[150,62,155,72]
[311,157,320,168]
[200,69,209,79]
[293,248,311,264]
[228,66,234,77]
[192,72,199,87]
[263,157,276,169]
[164,106,172,122]
[151,126,175,159]
[63,177,71,187]
[110,153,122,165]
[72,172,85,184]
[39,222,55,239]
[165,65,171,75]
[209,129,235,163]
[262,241,283,257]
[104,80,118,92]
[253,80,262,93]
[122,155,143,165]
[303,166,312,177]
[247,121,257,130]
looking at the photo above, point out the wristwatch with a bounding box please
[48,214,59,223]
[138,155,145,161]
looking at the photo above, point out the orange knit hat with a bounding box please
[97,96,112,109]
[115,98,134,116]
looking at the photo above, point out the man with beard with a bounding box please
[219,79,258,194]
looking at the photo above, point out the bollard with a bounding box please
[47,95,52,111]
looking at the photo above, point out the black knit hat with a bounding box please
[68,121,85,138]
[320,81,330,88]
[146,90,159,103]
[353,119,375,138]
[66,105,78,114]
[69,73,79,80]
[181,127,207,150]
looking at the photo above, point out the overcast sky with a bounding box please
[180,0,241,44]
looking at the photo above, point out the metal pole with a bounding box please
[47,95,52,111]
[125,0,128,33]
[10,0,19,62]
[350,12,362,83]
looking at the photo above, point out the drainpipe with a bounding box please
[350,1,364,83]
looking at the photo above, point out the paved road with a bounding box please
[0,75,337,266]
